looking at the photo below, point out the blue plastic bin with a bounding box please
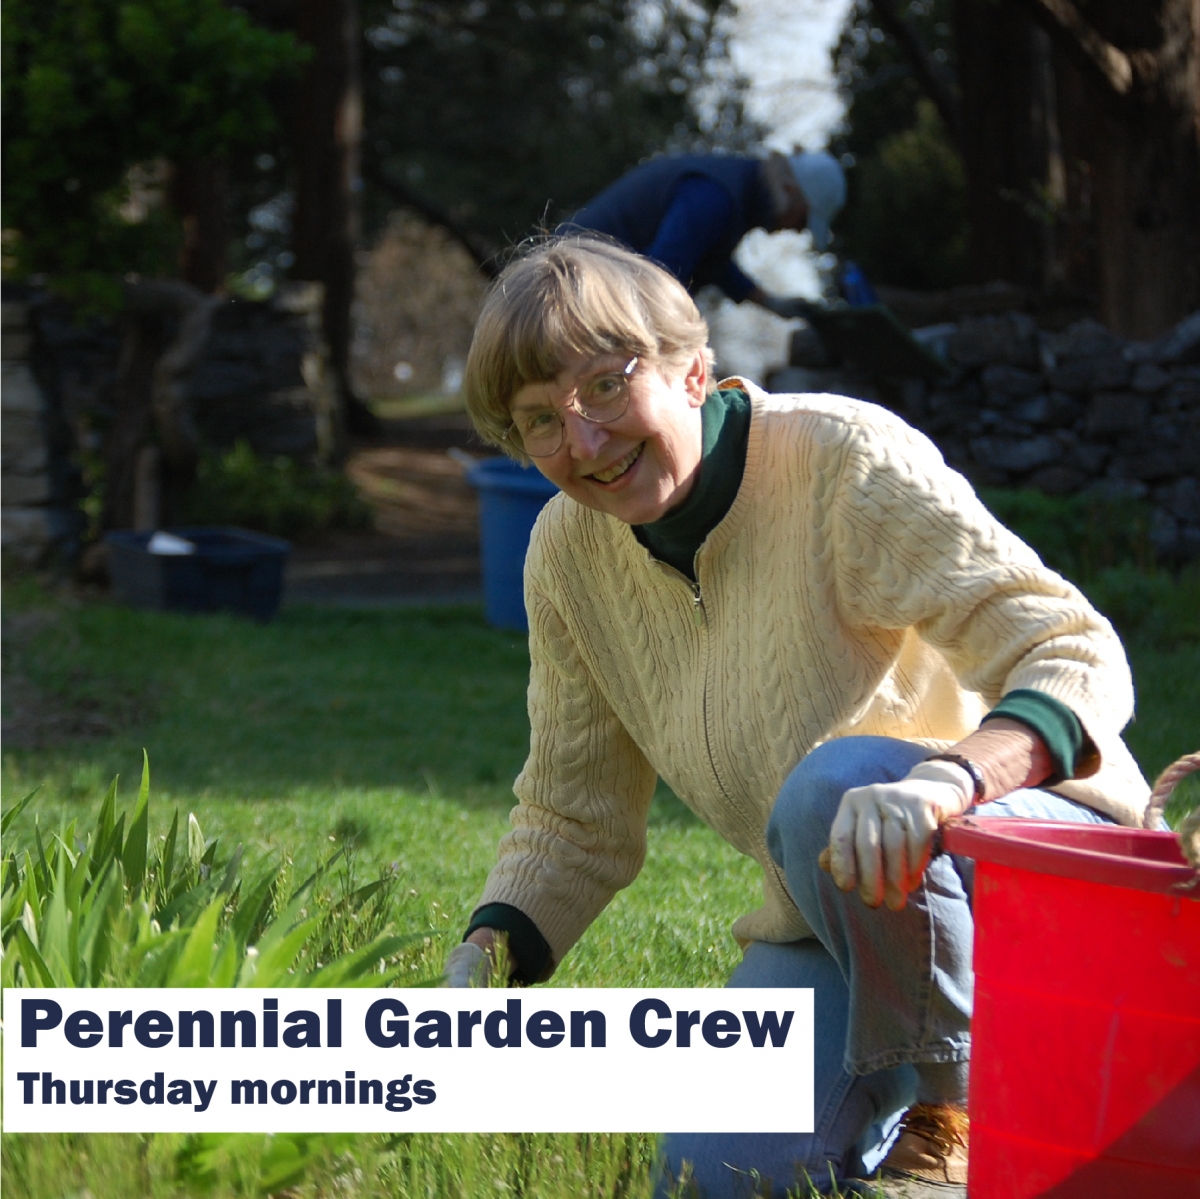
[466,459,558,631]
[104,527,291,622]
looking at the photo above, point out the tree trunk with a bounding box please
[1086,19,1200,337]
[950,0,1056,290]
[291,0,364,442]
[171,157,231,294]
[1010,0,1200,337]
[103,282,217,530]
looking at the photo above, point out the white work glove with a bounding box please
[443,941,490,988]
[827,759,976,910]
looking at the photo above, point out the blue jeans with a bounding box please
[656,736,1113,1198]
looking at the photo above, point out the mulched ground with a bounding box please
[878,1179,965,1198]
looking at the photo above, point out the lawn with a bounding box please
[0,589,766,1199]
[2,574,1197,1198]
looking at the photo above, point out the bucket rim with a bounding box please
[943,817,1198,897]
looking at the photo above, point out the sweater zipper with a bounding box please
[689,559,731,814]
[690,548,706,626]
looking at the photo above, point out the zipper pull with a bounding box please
[691,583,705,626]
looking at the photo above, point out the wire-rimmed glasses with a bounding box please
[503,357,638,457]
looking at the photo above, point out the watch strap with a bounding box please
[924,753,986,803]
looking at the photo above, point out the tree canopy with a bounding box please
[831,0,1199,334]
[359,0,754,260]
[831,0,968,290]
[1,0,304,307]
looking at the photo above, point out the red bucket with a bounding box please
[942,817,1200,1197]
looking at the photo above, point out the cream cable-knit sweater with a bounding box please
[477,384,1150,966]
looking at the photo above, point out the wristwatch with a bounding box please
[925,753,986,803]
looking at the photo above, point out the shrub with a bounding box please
[978,488,1200,648]
[980,488,1157,584]
[842,99,969,290]
[2,0,303,310]
[182,441,372,539]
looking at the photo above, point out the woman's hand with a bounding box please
[827,761,975,909]
[827,719,1055,909]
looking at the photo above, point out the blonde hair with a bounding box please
[463,234,715,457]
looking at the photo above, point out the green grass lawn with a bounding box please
[3,578,1196,1198]
[1,594,763,989]
[0,589,766,1199]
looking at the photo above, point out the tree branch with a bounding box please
[868,0,964,145]
[1009,0,1134,95]
[125,280,219,476]
[362,163,502,278]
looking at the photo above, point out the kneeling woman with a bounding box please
[446,236,1149,1195]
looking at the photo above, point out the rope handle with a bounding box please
[1145,751,1200,829]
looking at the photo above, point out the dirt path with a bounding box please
[876,1179,966,1198]
[286,414,489,608]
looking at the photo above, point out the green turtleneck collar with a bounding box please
[633,387,751,580]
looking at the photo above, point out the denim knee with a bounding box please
[766,737,928,875]
[767,742,857,873]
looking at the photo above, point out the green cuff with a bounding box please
[464,903,551,986]
[981,688,1090,781]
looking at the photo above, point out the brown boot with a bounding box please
[880,1103,969,1186]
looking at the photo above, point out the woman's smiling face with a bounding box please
[510,350,708,525]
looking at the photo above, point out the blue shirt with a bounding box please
[566,154,774,301]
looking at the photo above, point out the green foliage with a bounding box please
[1162,773,1200,830]
[173,1130,364,1195]
[182,440,371,537]
[4,1127,876,1197]
[1,754,435,989]
[842,99,967,289]
[980,488,1157,583]
[1082,563,1200,649]
[830,0,970,288]
[835,0,954,154]
[360,0,757,250]
[1,0,304,306]
[981,488,1200,649]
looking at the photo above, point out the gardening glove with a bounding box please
[827,759,975,911]
[443,941,490,988]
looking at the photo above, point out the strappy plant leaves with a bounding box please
[121,750,152,894]
[2,758,437,991]
[1,788,38,837]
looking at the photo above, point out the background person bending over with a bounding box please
[445,236,1150,1197]
[563,150,845,319]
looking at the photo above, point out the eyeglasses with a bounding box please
[503,357,638,457]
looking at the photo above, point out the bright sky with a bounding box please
[707,0,854,381]
[726,0,852,152]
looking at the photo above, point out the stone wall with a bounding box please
[187,283,337,460]
[29,284,334,463]
[15,284,335,557]
[1,301,83,567]
[771,310,1200,565]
